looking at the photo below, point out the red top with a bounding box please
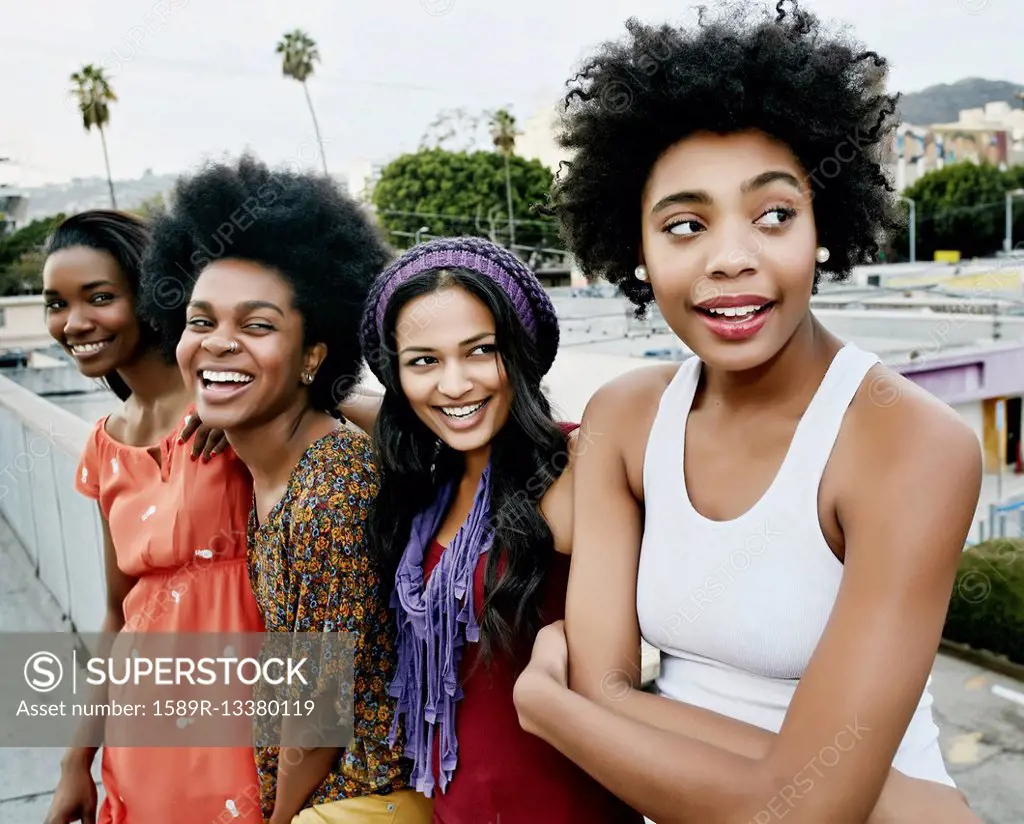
[75,410,265,824]
[421,424,642,824]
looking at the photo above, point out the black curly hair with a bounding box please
[139,154,392,412]
[551,0,903,314]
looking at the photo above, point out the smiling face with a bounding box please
[640,129,819,372]
[42,246,142,377]
[176,259,325,432]
[394,284,513,456]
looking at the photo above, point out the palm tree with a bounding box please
[69,64,117,208]
[489,108,518,248]
[276,29,328,175]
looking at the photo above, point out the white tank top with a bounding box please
[636,342,954,786]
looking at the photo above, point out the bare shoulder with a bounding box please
[582,361,683,496]
[848,364,981,467]
[587,361,679,409]
[838,363,982,560]
[582,361,680,443]
[102,407,129,441]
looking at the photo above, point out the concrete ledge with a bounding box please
[0,374,103,634]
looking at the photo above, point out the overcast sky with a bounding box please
[0,0,1019,187]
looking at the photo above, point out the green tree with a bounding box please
[276,29,327,175]
[2,250,45,295]
[132,192,167,219]
[890,162,1019,261]
[0,214,64,296]
[371,148,558,251]
[69,64,118,208]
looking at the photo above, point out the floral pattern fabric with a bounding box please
[247,427,410,820]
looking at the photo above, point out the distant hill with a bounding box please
[21,171,179,222]
[897,78,1024,125]
[19,168,351,223]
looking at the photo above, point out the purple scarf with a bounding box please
[388,464,493,797]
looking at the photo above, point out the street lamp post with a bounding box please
[1005,189,1024,254]
[898,195,916,263]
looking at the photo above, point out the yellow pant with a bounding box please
[291,789,433,823]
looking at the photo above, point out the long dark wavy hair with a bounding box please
[368,267,570,668]
[44,210,162,401]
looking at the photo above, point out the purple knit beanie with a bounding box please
[359,236,560,380]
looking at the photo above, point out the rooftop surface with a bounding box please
[547,283,1024,365]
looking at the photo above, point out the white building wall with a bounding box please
[954,400,984,450]
[516,103,567,174]
[0,295,51,350]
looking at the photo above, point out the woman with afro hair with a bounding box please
[40,210,263,824]
[513,3,982,823]
[140,155,430,824]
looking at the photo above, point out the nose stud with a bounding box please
[201,339,239,354]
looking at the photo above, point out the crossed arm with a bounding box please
[513,372,983,824]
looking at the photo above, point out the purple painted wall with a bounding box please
[896,343,1024,405]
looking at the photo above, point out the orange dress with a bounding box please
[75,409,265,824]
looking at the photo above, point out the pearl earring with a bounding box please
[634,265,649,281]
[815,247,830,264]
[302,371,314,384]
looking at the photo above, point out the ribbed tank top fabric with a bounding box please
[636,343,955,787]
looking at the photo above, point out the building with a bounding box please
[0,188,29,234]
[0,295,50,353]
[344,157,389,204]
[890,100,1024,192]
[515,101,566,174]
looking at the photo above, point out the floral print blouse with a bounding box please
[246,427,409,819]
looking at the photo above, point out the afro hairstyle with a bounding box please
[139,154,392,412]
[550,0,904,314]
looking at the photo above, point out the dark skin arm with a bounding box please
[178,412,229,462]
[268,746,343,824]
[177,389,383,455]
[269,638,346,824]
[45,507,137,824]
[336,387,383,435]
[269,449,381,821]
[515,367,983,824]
